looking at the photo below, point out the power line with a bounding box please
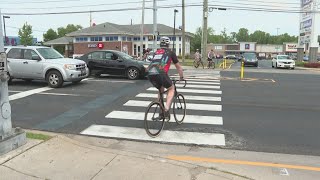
[3,3,314,16]
[2,0,170,10]
[214,0,300,5]
[7,26,46,32]
[1,0,81,5]
[209,0,300,9]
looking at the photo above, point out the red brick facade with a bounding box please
[73,42,133,55]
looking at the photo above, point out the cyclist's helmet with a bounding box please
[160,36,170,47]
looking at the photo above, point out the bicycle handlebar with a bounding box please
[172,79,187,88]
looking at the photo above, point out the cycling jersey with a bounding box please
[147,48,179,75]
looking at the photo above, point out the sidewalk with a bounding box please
[1,131,320,180]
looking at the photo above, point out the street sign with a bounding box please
[0,52,7,72]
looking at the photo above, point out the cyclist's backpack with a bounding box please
[147,48,170,75]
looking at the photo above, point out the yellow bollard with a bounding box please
[240,61,244,79]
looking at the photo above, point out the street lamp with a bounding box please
[173,9,178,52]
[3,16,10,45]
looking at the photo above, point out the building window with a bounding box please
[172,37,176,41]
[179,37,182,41]
[122,36,127,41]
[106,36,119,41]
[90,36,102,42]
[127,37,132,41]
[75,37,88,42]
[157,36,160,41]
[134,44,137,56]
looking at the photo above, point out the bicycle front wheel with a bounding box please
[144,102,165,137]
[193,61,199,68]
[173,93,186,125]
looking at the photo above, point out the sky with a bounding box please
[0,0,302,41]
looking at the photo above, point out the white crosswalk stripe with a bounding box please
[136,93,221,102]
[124,100,222,111]
[106,111,223,125]
[81,71,226,146]
[147,87,222,95]
[81,125,226,146]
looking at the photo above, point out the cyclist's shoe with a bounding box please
[159,110,170,121]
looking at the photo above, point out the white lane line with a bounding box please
[81,125,226,146]
[170,77,221,82]
[9,90,80,96]
[186,81,220,85]
[175,84,220,89]
[124,100,222,111]
[106,111,223,125]
[147,87,222,95]
[9,87,53,101]
[136,93,221,102]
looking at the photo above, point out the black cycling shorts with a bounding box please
[147,74,173,89]
[208,58,213,61]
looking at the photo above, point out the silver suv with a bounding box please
[5,46,89,88]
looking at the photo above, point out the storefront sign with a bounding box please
[88,44,97,48]
[98,43,104,49]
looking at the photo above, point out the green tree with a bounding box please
[43,28,58,42]
[190,27,214,52]
[236,28,249,42]
[249,30,267,44]
[57,24,82,37]
[18,22,33,46]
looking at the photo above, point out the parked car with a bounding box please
[79,50,146,80]
[242,53,258,67]
[5,46,88,88]
[303,55,309,61]
[272,55,295,69]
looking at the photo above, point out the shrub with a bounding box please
[304,63,320,68]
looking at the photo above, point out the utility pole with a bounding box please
[0,9,26,156]
[89,12,92,27]
[140,0,145,59]
[153,0,158,52]
[276,28,279,53]
[201,0,208,63]
[182,0,186,63]
[173,9,178,53]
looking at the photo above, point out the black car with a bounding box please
[242,53,258,67]
[79,50,146,80]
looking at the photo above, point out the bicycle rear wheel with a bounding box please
[173,93,186,125]
[144,102,165,137]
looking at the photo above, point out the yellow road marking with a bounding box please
[167,156,320,172]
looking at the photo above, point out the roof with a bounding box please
[66,22,193,37]
[43,36,73,45]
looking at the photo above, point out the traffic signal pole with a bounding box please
[0,9,26,156]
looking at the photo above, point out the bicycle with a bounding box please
[144,79,187,138]
[193,59,204,69]
[207,59,215,69]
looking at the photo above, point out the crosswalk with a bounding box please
[81,70,225,146]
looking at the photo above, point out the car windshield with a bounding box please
[243,53,256,59]
[117,51,136,61]
[37,48,64,59]
[278,56,289,59]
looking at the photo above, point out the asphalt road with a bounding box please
[7,67,320,156]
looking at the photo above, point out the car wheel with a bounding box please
[275,63,278,69]
[46,70,63,88]
[127,67,140,80]
[272,63,274,68]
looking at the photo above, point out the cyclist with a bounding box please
[146,36,184,120]
[194,49,204,69]
[207,49,215,68]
